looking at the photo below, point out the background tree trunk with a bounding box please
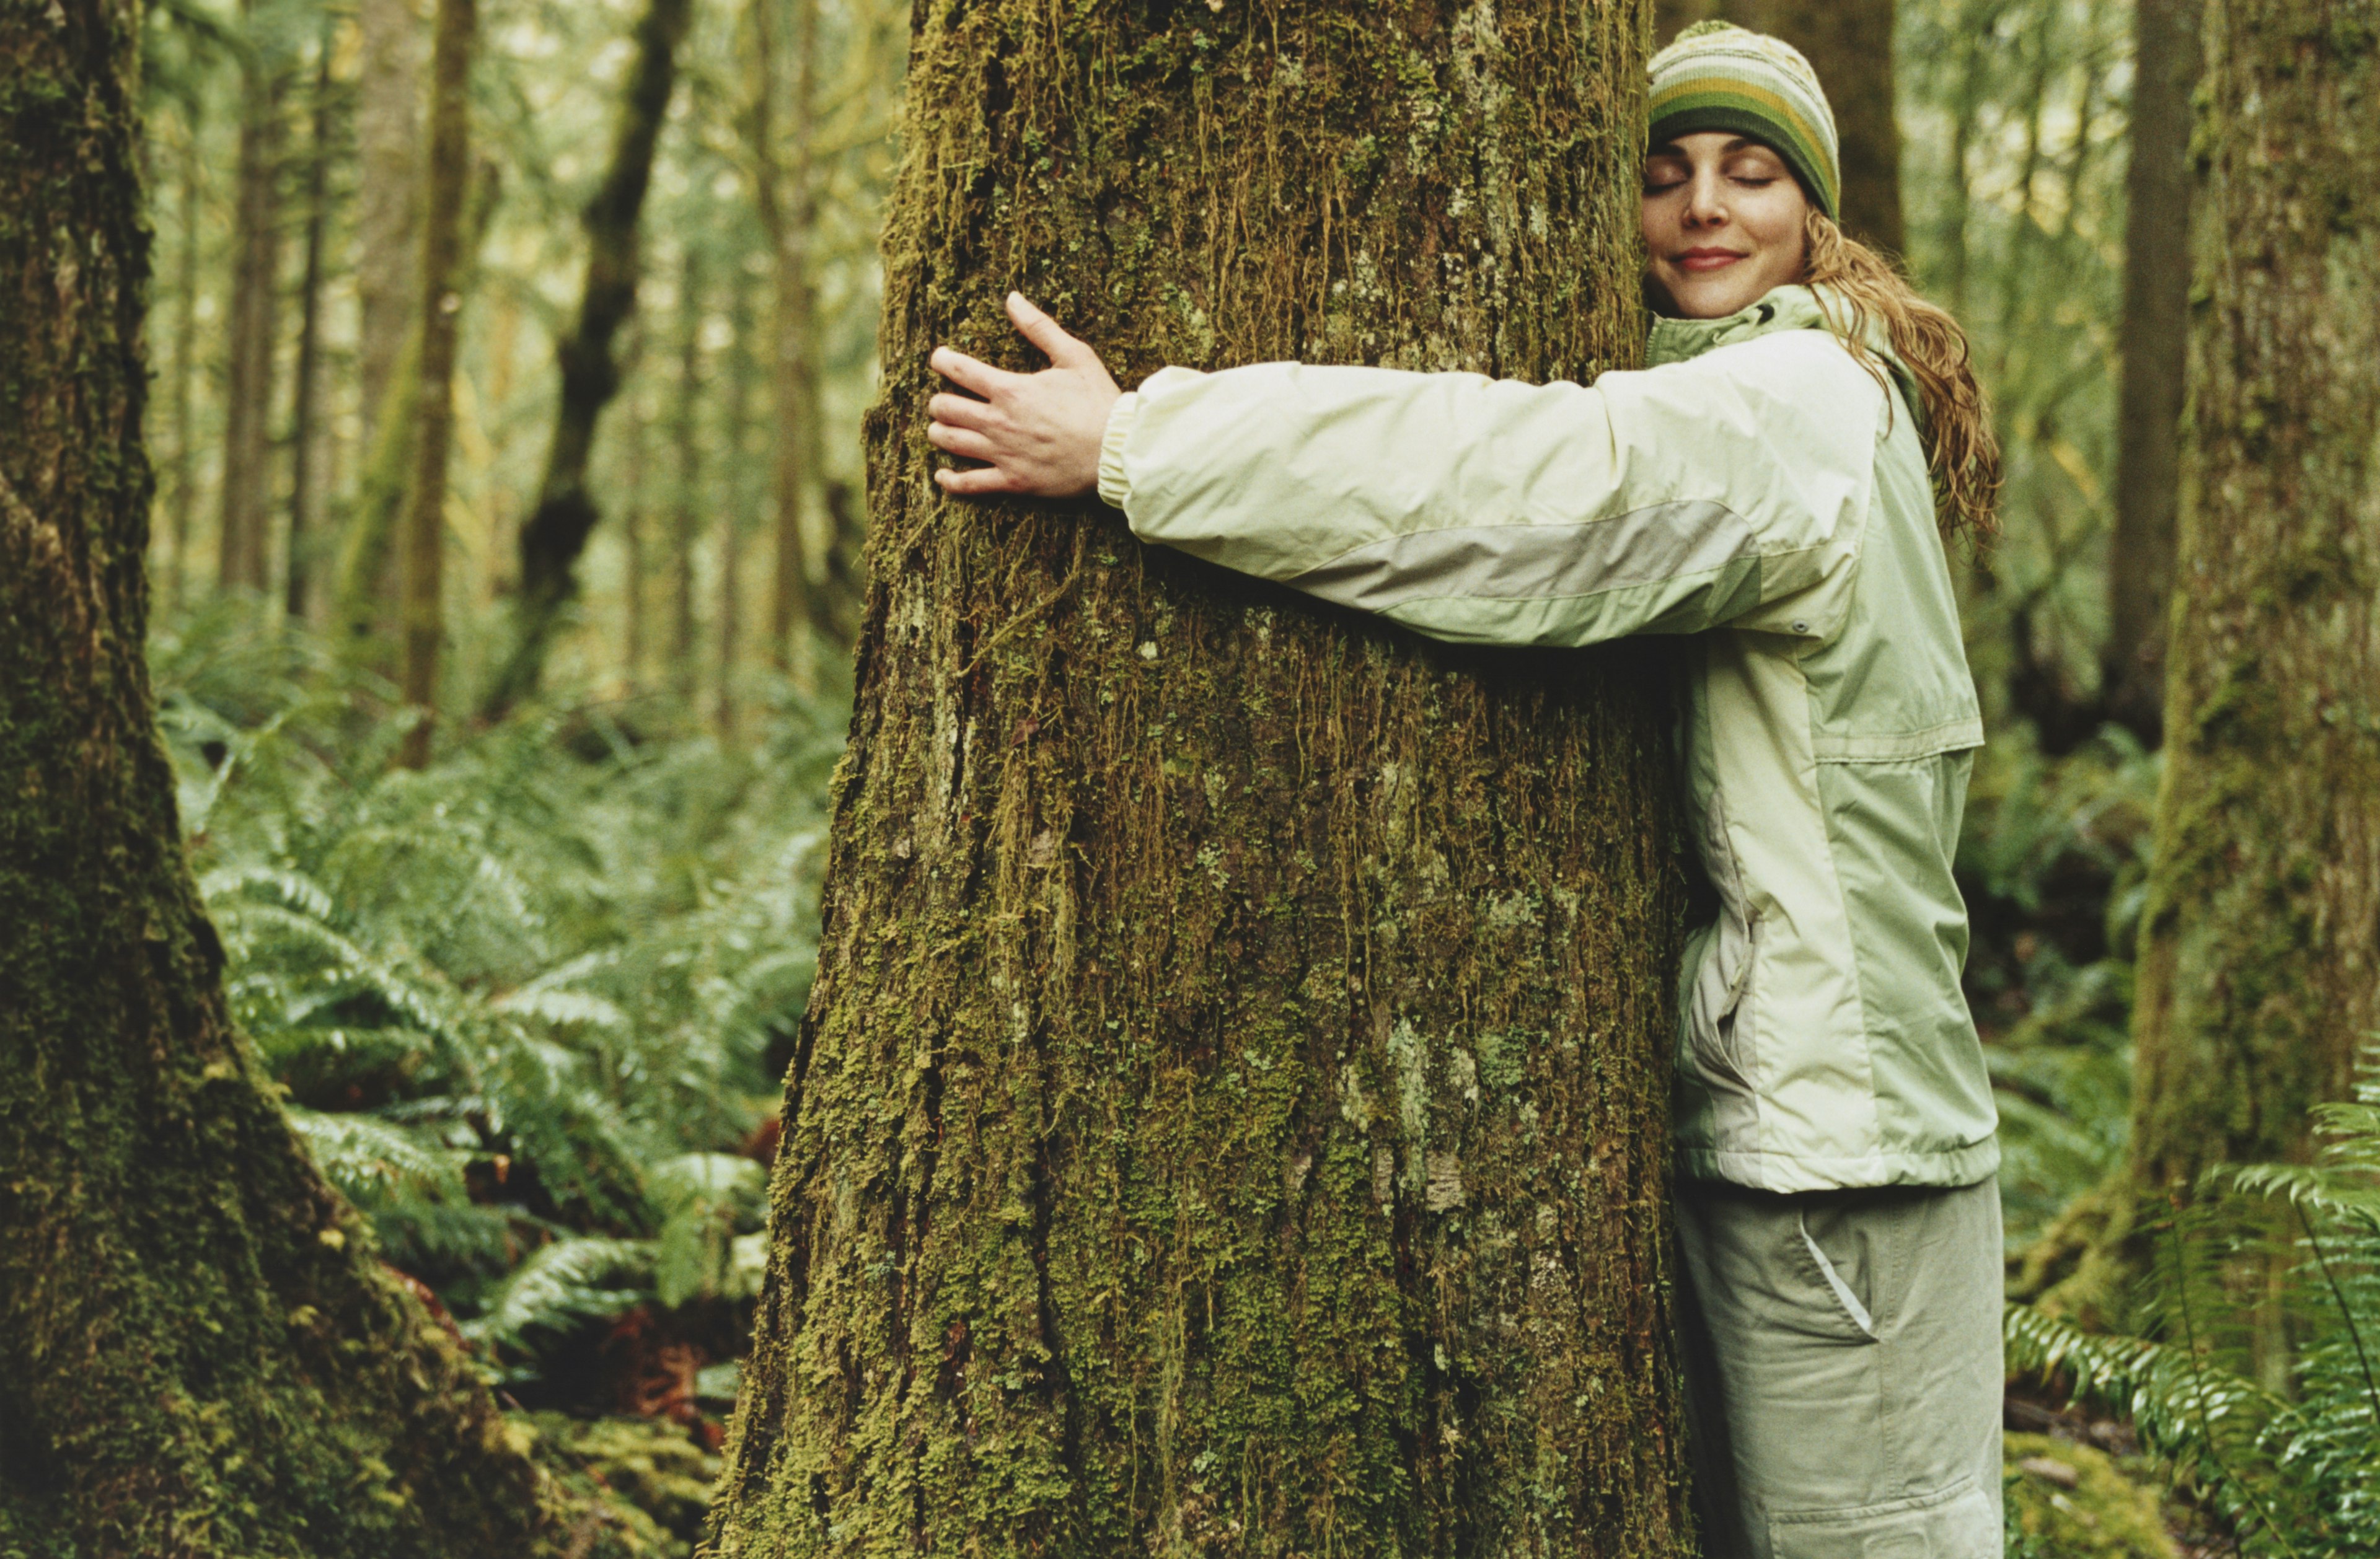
[1655,0,1906,257]
[399,0,477,769]
[751,0,826,674]
[165,92,204,612]
[671,244,705,692]
[483,0,693,717]
[358,0,423,453]
[707,3,1693,1555]
[285,21,337,623]
[718,260,758,736]
[216,1,285,596]
[0,7,549,1552]
[2127,0,2380,1194]
[2100,0,2202,743]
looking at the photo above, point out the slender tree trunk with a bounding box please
[165,93,204,613]
[0,9,551,1553]
[2102,0,2202,743]
[286,24,337,623]
[216,4,284,597]
[483,0,694,718]
[751,0,826,674]
[717,263,757,736]
[707,4,1693,1555]
[1654,0,1722,43]
[358,0,423,452]
[2128,0,2380,1193]
[1731,0,1905,255]
[670,245,703,693]
[623,385,648,693]
[398,0,477,769]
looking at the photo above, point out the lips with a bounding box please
[1674,248,1747,273]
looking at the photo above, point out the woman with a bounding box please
[926,24,2006,1559]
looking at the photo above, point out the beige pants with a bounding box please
[1674,1177,2004,1559]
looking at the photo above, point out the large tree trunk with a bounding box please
[397,0,477,770]
[482,0,693,718]
[215,1,285,597]
[0,8,549,1553]
[2100,0,2202,744]
[2127,0,2380,1194]
[1655,0,1905,256]
[707,4,1693,1556]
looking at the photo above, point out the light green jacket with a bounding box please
[1095,286,1998,1193]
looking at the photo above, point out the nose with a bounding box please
[1682,165,1729,229]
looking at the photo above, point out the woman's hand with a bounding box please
[928,292,1122,499]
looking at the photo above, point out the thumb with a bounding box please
[1008,291,1098,371]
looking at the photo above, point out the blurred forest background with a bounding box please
[120,0,2370,1551]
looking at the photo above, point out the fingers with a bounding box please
[1006,291,1098,371]
[929,345,1016,398]
[928,391,1000,431]
[926,420,999,461]
[935,462,1028,496]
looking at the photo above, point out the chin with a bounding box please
[1661,274,1770,321]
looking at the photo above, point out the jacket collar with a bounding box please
[1645,284,1833,367]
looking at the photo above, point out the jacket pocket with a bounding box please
[1688,905,1761,1089]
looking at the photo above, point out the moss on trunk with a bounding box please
[0,9,550,1554]
[707,2,1694,1555]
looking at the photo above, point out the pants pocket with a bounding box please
[1768,1480,1999,1559]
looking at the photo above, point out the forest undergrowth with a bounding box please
[1967,724,2380,1557]
[151,599,845,1546]
[155,601,2380,1555]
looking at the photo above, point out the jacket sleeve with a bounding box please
[1096,328,1885,648]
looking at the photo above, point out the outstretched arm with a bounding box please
[927,292,1120,498]
[929,297,1882,650]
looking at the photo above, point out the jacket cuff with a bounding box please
[1096,392,1140,510]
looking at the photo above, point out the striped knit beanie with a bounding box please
[1647,21,1841,221]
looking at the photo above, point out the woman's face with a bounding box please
[1641,133,1813,320]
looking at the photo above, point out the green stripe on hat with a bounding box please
[1647,22,1842,220]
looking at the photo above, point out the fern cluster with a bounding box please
[151,601,841,1396]
[2007,1063,2380,1556]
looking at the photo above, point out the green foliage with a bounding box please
[2006,1053,2380,1557]
[524,1412,721,1559]
[152,600,840,1399]
[2003,1433,2179,1558]
[1957,724,2160,1248]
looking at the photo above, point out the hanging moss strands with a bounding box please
[707,1,1695,1555]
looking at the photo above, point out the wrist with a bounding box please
[1095,391,1140,509]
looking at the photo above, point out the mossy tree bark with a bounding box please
[2100,0,2202,744]
[708,3,1694,1556]
[2128,0,2380,1193]
[0,6,550,1553]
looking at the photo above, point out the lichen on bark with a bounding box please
[707,2,1694,1555]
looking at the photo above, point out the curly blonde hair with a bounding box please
[1800,211,2001,548]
